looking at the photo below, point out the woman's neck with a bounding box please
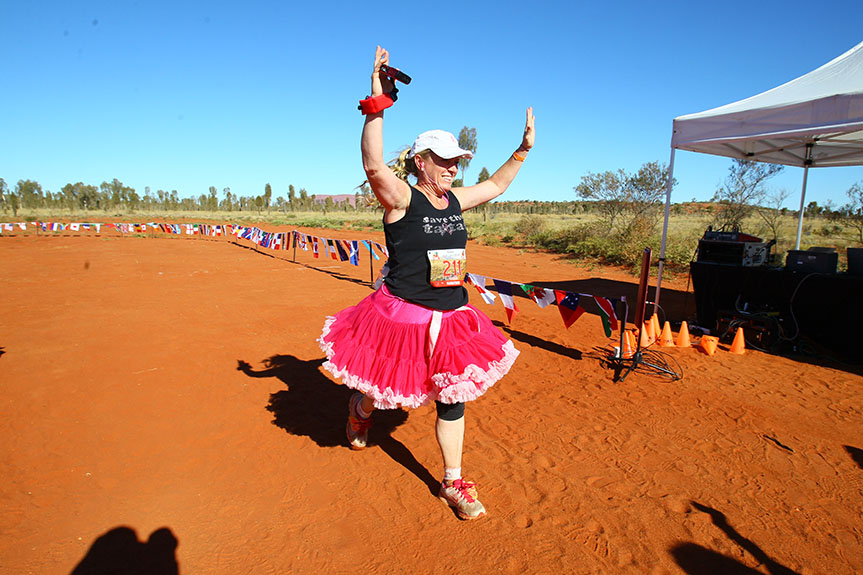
[416,183,449,208]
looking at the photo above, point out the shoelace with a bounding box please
[447,479,478,503]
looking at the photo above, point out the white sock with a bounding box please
[443,467,462,482]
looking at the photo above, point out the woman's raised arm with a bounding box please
[360,46,410,213]
[451,107,535,211]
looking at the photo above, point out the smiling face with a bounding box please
[415,150,461,194]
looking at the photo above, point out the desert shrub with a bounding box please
[513,214,547,238]
[531,222,601,252]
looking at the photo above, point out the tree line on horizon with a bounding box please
[2,151,862,245]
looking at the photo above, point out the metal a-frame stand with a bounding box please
[611,247,682,382]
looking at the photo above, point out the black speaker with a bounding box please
[785,249,837,274]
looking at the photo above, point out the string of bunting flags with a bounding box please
[1,220,622,334]
[464,273,620,334]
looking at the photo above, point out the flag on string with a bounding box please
[274,233,284,249]
[296,233,308,251]
[593,296,619,337]
[326,239,338,260]
[335,240,350,262]
[70,223,80,231]
[493,279,519,323]
[373,242,388,258]
[466,273,497,305]
[312,237,320,258]
[554,290,586,329]
[348,241,359,266]
[362,240,381,260]
[521,284,556,308]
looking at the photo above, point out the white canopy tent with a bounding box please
[656,40,863,307]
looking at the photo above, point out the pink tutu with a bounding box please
[318,285,519,409]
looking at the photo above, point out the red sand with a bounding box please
[1,230,861,574]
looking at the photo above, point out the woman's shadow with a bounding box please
[237,355,439,494]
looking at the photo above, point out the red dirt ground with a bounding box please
[1,228,861,574]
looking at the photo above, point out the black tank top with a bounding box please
[383,187,469,310]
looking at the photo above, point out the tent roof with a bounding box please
[671,41,863,168]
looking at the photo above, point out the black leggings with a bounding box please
[435,400,465,421]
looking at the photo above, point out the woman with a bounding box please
[318,45,534,520]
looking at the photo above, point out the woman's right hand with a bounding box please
[371,46,394,97]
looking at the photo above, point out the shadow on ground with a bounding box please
[237,355,438,494]
[670,502,800,575]
[71,526,178,575]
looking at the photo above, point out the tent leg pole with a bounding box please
[655,147,675,311]
[795,143,813,251]
[795,165,810,250]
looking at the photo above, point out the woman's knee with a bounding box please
[435,400,465,421]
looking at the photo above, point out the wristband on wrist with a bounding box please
[359,87,399,115]
[512,150,528,162]
[359,93,393,115]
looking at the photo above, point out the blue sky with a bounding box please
[2,1,861,209]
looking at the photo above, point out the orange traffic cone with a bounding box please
[700,335,718,356]
[730,327,746,355]
[659,321,675,347]
[640,323,651,348]
[651,314,661,342]
[645,318,656,345]
[676,321,691,348]
[622,330,636,358]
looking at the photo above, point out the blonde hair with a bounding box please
[393,147,433,181]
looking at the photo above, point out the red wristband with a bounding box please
[359,93,395,115]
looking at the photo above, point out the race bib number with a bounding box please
[428,248,467,287]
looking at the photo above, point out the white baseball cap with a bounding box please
[407,129,474,160]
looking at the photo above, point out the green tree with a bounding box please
[264,183,272,212]
[288,184,296,211]
[101,179,135,211]
[806,200,823,217]
[841,180,863,242]
[477,167,490,184]
[61,182,99,210]
[222,187,233,211]
[457,126,477,187]
[17,179,43,210]
[208,186,219,211]
[0,178,8,213]
[756,187,792,242]
[710,159,784,231]
[574,169,628,231]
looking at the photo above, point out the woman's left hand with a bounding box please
[521,107,535,151]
